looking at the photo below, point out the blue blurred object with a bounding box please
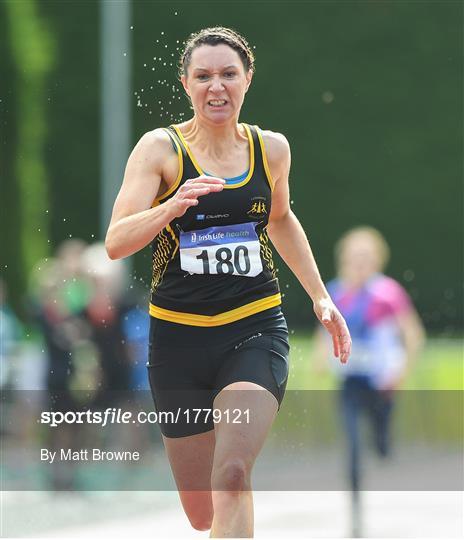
[122,306,150,390]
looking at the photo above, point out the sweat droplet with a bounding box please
[403,269,415,281]
[322,91,334,104]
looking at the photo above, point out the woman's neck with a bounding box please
[339,271,379,290]
[179,116,247,159]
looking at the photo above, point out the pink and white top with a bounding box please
[325,273,412,388]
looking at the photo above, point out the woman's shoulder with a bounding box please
[253,125,289,151]
[252,125,290,172]
[130,127,176,167]
[369,274,412,311]
[138,126,173,149]
[370,274,406,292]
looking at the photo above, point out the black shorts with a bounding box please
[147,306,290,438]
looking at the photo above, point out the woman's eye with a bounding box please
[196,72,235,80]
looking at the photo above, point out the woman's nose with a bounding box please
[210,76,225,91]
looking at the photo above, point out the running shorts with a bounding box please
[147,306,290,438]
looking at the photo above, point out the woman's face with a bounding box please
[338,233,383,286]
[181,44,252,124]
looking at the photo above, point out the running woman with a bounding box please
[105,26,351,538]
[314,226,425,537]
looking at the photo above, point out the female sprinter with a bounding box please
[105,26,351,538]
[314,226,425,537]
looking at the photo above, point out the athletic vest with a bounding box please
[149,123,281,326]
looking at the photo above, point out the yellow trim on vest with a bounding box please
[152,128,184,206]
[166,223,179,254]
[171,123,255,189]
[254,125,275,192]
[149,293,281,327]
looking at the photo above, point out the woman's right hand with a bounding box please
[167,175,226,218]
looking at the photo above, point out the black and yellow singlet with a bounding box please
[149,123,281,327]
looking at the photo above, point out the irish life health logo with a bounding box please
[191,232,197,243]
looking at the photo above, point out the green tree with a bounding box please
[4,0,55,291]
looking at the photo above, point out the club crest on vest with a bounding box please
[247,197,268,218]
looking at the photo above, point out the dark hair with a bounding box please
[179,26,255,79]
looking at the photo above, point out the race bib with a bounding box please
[180,222,263,277]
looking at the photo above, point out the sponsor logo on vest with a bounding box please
[206,213,230,219]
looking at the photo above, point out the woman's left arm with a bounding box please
[264,131,351,364]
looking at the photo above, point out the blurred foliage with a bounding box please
[281,333,463,442]
[287,334,463,391]
[1,1,462,331]
[2,0,56,295]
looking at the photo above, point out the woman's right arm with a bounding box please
[105,129,224,260]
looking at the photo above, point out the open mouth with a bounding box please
[208,100,228,108]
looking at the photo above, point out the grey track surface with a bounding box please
[2,490,462,538]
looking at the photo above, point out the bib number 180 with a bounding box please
[196,245,251,275]
[179,222,263,277]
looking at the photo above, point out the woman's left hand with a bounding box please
[314,297,352,364]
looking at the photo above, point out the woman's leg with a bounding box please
[339,376,365,538]
[368,388,394,458]
[162,429,216,531]
[209,381,279,538]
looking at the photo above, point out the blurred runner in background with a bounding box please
[314,226,425,537]
[0,277,23,390]
[29,240,92,489]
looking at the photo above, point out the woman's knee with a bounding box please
[211,457,251,492]
[188,515,213,531]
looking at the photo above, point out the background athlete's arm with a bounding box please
[383,293,426,390]
[105,129,224,260]
[264,131,351,363]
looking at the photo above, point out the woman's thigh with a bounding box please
[211,381,279,490]
[147,316,217,437]
[213,330,290,408]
